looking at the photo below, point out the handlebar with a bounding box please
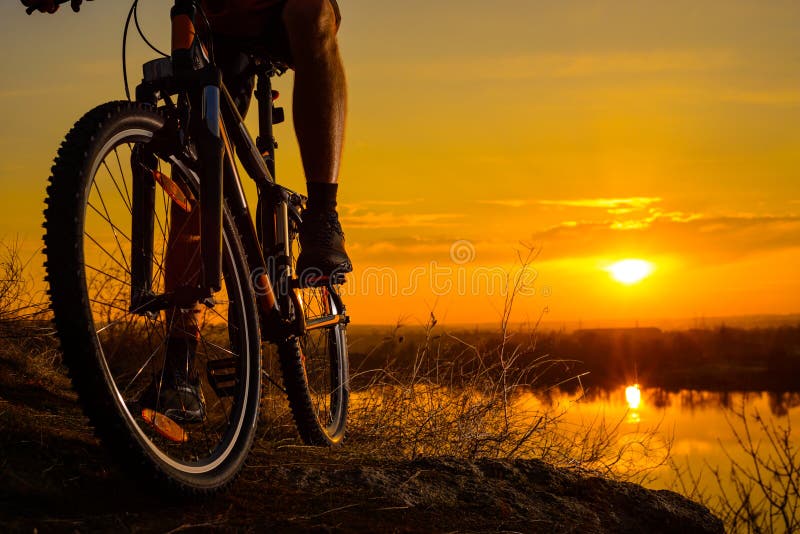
[26,0,72,15]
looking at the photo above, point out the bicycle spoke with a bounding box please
[153,168,172,290]
[91,180,131,273]
[196,337,239,359]
[85,229,130,277]
[87,202,133,243]
[197,333,233,427]
[102,159,132,215]
[202,303,233,327]
[85,263,131,288]
[89,298,131,315]
[95,315,129,335]
[112,145,134,211]
[119,328,164,396]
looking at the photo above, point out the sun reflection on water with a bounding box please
[626,384,642,423]
[626,384,642,410]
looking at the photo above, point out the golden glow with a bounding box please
[625,384,642,410]
[2,3,800,325]
[607,260,654,285]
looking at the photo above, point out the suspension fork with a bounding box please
[171,0,223,294]
[130,146,156,311]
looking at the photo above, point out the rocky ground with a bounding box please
[0,350,723,533]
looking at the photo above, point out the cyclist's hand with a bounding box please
[21,0,59,13]
[21,0,91,13]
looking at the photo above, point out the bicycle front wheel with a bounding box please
[278,220,349,446]
[43,101,261,494]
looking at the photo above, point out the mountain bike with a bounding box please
[37,0,349,494]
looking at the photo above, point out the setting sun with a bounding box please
[607,260,654,285]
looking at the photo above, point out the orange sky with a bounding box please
[1,1,798,326]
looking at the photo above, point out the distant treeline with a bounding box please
[348,324,800,393]
[543,325,800,392]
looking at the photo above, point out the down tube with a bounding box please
[220,122,280,327]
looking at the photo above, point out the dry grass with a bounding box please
[0,240,61,379]
[340,316,671,482]
[671,402,800,533]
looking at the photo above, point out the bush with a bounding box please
[671,403,799,533]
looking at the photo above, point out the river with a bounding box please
[532,386,800,511]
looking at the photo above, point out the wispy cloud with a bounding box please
[342,199,424,209]
[479,199,531,208]
[341,210,462,229]
[480,197,663,212]
[340,200,461,229]
[531,213,800,263]
[345,211,800,268]
[348,235,531,267]
[538,197,663,210]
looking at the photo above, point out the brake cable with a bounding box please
[134,2,169,58]
[122,0,137,101]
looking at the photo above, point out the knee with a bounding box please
[282,0,338,44]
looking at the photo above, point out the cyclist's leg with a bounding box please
[205,0,351,273]
[164,202,201,340]
[283,0,345,188]
[156,202,205,421]
[205,0,344,189]
[282,0,352,274]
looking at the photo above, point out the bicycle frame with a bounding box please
[128,0,340,342]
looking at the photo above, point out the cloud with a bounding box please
[347,233,535,267]
[530,213,800,263]
[341,207,462,229]
[347,212,800,269]
[342,199,424,208]
[480,197,663,213]
[538,197,663,210]
[479,199,530,208]
[349,237,447,257]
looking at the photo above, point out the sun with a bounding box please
[606,259,654,285]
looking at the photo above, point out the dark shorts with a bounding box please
[207,0,340,64]
[206,0,341,117]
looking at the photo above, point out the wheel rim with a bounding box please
[81,127,253,473]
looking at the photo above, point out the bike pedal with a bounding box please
[206,357,239,398]
[295,273,347,288]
